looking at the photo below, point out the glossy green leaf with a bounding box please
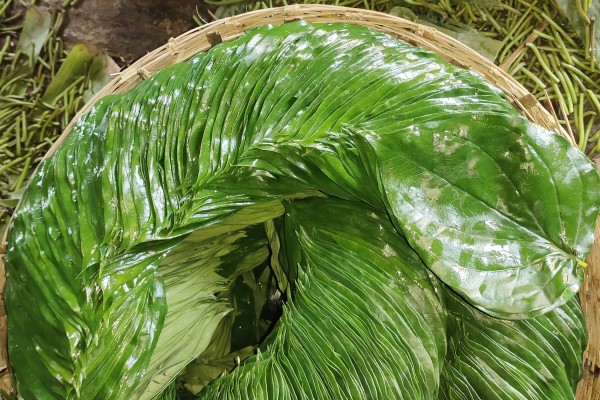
[132,225,270,400]
[179,345,255,396]
[367,111,599,318]
[440,291,587,399]
[4,21,598,398]
[200,198,447,399]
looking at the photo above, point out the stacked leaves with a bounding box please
[4,22,599,399]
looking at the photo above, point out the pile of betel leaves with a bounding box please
[4,22,599,399]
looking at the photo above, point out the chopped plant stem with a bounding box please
[577,94,586,149]
[500,15,550,70]
[508,61,525,75]
[584,115,596,144]
[36,56,51,71]
[561,63,600,90]
[555,68,577,113]
[575,0,591,25]
[14,114,21,156]
[549,30,574,64]
[536,46,577,53]
[587,89,600,116]
[591,135,600,155]
[506,7,535,40]
[0,37,10,65]
[543,88,561,129]
[464,3,476,22]
[533,29,555,42]
[500,3,522,15]
[526,43,560,83]
[520,67,546,89]
[589,18,596,69]
[571,55,598,74]
[499,29,530,66]
[0,157,24,175]
[590,126,600,144]
[540,13,578,48]
[484,13,505,35]
[584,17,592,61]
[12,155,30,191]
[555,83,577,144]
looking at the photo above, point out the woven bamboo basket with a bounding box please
[0,4,598,398]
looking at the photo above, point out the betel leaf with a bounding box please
[131,224,270,400]
[365,103,599,318]
[440,290,587,399]
[4,21,598,398]
[201,197,587,400]
[200,198,447,399]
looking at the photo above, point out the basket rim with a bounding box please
[0,4,595,397]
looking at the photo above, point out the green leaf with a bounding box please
[3,6,52,96]
[152,382,178,400]
[178,345,255,396]
[440,290,587,399]
[42,44,98,105]
[367,110,599,318]
[83,53,119,103]
[132,226,270,400]
[264,219,289,294]
[200,197,447,399]
[0,199,19,208]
